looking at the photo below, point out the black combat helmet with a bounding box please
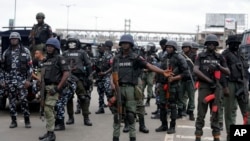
[166,40,178,50]
[104,40,113,48]
[182,41,193,48]
[119,34,134,47]
[191,42,199,49]
[9,32,21,41]
[36,12,45,19]
[226,35,241,45]
[159,39,167,46]
[204,34,219,46]
[146,42,156,52]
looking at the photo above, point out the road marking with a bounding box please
[175,135,214,140]
[164,134,174,141]
[177,125,211,130]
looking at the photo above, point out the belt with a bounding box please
[119,83,134,87]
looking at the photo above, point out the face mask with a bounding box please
[68,42,77,49]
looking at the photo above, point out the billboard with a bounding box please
[205,13,247,30]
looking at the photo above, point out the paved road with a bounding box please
[0,87,242,141]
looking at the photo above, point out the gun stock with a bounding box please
[112,71,122,123]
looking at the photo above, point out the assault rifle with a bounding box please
[235,63,249,104]
[39,67,45,122]
[203,70,221,120]
[112,60,122,124]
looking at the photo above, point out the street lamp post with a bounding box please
[62,4,75,36]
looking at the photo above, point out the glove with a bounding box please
[49,86,59,96]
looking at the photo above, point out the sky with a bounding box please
[1,0,250,33]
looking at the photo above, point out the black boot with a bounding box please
[9,116,17,128]
[155,125,168,132]
[24,116,31,128]
[167,120,176,134]
[189,111,195,121]
[113,136,119,141]
[54,118,65,131]
[145,97,150,107]
[123,118,129,133]
[177,109,182,119]
[139,116,149,133]
[66,115,74,125]
[219,122,223,131]
[41,131,56,141]
[155,109,168,132]
[39,131,49,140]
[130,137,136,141]
[95,108,105,114]
[84,115,92,126]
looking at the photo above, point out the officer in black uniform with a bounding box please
[63,36,93,126]
[95,40,114,114]
[194,34,230,141]
[155,40,189,134]
[152,39,168,118]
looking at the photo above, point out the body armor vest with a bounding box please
[198,52,221,80]
[223,49,249,81]
[114,53,140,85]
[43,56,62,84]
[4,46,27,74]
[34,23,50,44]
[64,50,85,74]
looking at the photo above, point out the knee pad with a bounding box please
[126,112,135,125]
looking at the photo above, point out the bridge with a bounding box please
[55,28,198,46]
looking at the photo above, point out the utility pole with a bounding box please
[14,0,16,27]
[124,19,131,34]
[196,25,200,43]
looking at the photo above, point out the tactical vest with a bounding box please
[198,52,221,80]
[223,49,249,81]
[4,46,28,74]
[114,53,141,85]
[64,50,85,74]
[34,23,50,44]
[43,55,62,84]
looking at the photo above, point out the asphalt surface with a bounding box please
[0,87,243,141]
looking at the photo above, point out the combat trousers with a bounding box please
[44,85,59,132]
[179,80,195,113]
[224,82,248,135]
[8,84,30,117]
[141,71,155,98]
[75,80,90,116]
[113,85,136,138]
[96,74,112,108]
[195,82,221,136]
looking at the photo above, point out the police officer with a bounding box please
[63,36,93,126]
[191,42,200,55]
[29,12,52,58]
[152,39,168,118]
[38,38,69,141]
[2,32,33,128]
[111,34,168,141]
[155,40,189,134]
[178,41,196,120]
[222,35,249,141]
[141,42,159,106]
[95,40,113,114]
[194,34,230,141]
